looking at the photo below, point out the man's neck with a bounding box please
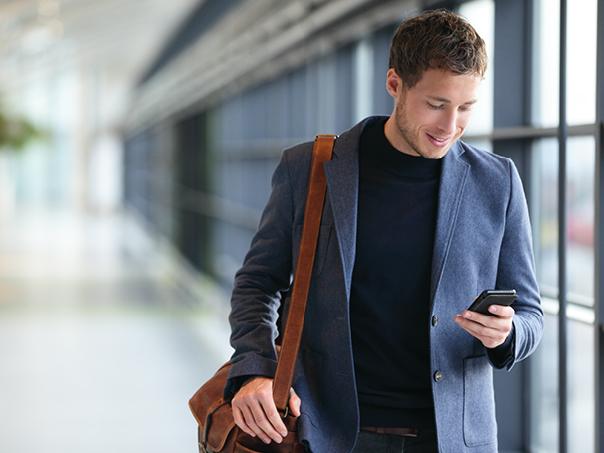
[383,115,421,158]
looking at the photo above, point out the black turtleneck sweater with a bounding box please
[350,117,442,429]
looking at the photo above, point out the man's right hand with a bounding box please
[231,376,301,444]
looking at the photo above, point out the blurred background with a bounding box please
[0,0,601,452]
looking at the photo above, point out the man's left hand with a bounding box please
[454,305,514,349]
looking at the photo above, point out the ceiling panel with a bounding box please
[0,0,200,90]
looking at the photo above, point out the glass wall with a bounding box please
[532,139,558,296]
[566,0,597,126]
[567,137,595,304]
[530,312,559,453]
[529,0,599,451]
[567,319,595,452]
[532,0,559,128]
[459,0,494,135]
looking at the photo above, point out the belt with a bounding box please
[360,426,419,438]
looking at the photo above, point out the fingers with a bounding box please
[487,304,515,317]
[250,399,286,444]
[289,388,301,417]
[259,393,289,438]
[456,315,500,338]
[454,307,513,348]
[459,307,513,330]
[232,405,255,437]
[231,377,289,445]
[235,399,280,444]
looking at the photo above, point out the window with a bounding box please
[532,0,560,128]
[530,312,559,453]
[567,136,595,304]
[531,138,558,296]
[458,0,494,134]
[567,320,595,452]
[566,0,597,125]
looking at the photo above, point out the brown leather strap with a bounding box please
[272,134,336,413]
[361,426,419,438]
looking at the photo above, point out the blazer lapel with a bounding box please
[322,119,368,300]
[430,141,471,308]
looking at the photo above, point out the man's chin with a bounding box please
[418,143,452,159]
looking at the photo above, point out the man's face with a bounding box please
[384,68,481,159]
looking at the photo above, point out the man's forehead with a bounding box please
[408,69,481,102]
[412,68,482,83]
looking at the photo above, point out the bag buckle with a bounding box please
[280,405,289,419]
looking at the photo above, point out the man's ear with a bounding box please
[386,68,400,98]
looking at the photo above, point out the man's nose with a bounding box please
[438,110,457,136]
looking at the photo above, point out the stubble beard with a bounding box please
[394,101,457,159]
[394,106,429,159]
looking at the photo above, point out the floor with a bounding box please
[0,208,232,453]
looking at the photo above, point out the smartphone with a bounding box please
[467,289,517,316]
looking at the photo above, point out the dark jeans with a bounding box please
[352,427,439,453]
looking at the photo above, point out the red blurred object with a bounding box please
[567,215,594,247]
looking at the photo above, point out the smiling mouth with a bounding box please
[426,132,451,147]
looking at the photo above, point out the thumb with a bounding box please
[289,388,301,417]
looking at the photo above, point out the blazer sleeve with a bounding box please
[224,150,295,399]
[488,158,544,370]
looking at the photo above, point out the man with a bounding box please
[224,9,543,453]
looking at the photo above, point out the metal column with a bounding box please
[557,0,568,451]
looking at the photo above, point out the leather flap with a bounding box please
[189,361,237,450]
[188,360,231,426]
[206,402,237,451]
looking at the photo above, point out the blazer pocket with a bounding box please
[463,355,497,447]
[292,224,333,275]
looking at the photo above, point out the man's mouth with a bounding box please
[426,132,450,147]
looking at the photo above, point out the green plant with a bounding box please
[0,108,46,152]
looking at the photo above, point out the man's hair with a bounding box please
[388,9,487,88]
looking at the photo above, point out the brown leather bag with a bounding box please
[188,135,336,453]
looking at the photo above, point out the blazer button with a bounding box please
[431,315,438,327]
[434,371,444,382]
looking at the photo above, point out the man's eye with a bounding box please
[459,105,473,112]
[428,103,444,110]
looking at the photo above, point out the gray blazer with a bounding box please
[226,117,543,453]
